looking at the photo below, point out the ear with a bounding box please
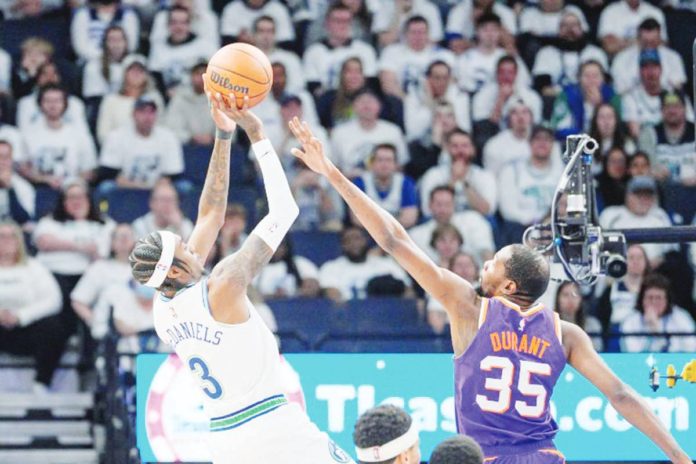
[502,279,517,296]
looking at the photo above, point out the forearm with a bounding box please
[197,132,232,223]
[610,385,690,463]
[36,234,82,252]
[464,185,492,216]
[71,300,93,325]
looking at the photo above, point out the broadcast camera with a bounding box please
[523,134,627,285]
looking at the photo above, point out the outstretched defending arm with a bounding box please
[288,117,478,354]
[562,321,690,464]
[186,86,236,263]
[208,110,299,323]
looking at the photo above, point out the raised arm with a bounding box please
[562,321,690,464]
[288,118,479,331]
[207,111,299,324]
[186,84,237,262]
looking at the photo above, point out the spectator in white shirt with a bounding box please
[379,15,454,98]
[406,101,459,181]
[330,88,407,176]
[253,15,304,94]
[82,25,130,99]
[33,179,113,333]
[588,102,636,163]
[483,98,533,176]
[621,49,693,139]
[611,18,686,95]
[352,143,419,228]
[254,237,321,299]
[498,125,563,244]
[599,176,674,268]
[148,6,217,94]
[410,185,495,263]
[0,220,65,393]
[164,61,215,144]
[456,13,531,93]
[1,0,62,19]
[446,0,517,48]
[0,140,34,226]
[472,55,543,133]
[221,0,295,46]
[419,129,497,217]
[431,223,464,268]
[98,96,184,190]
[597,0,666,57]
[519,0,587,38]
[18,85,97,189]
[97,55,165,142]
[131,179,194,239]
[71,223,135,331]
[621,273,696,353]
[70,0,140,62]
[639,90,696,185]
[150,0,219,50]
[372,0,443,48]
[17,61,88,133]
[404,60,470,142]
[302,3,378,95]
[318,225,410,301]
[532,10,608,97]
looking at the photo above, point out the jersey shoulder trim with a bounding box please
[478,297,490,328]
[496,297,544,317]
[553,312,563,344]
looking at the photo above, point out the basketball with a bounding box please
[205,43,273,108]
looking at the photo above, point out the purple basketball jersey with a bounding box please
[455,297,566,457]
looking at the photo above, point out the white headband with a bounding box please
[355,422,419,462]
[144,230,177,288]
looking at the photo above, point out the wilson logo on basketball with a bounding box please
[209,70,249,94]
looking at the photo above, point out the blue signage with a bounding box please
[137,353,695,462]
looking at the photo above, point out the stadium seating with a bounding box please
[290,230,341,266]
[0,16,72,59]
[34,186,60,219]
[95,188,151,223]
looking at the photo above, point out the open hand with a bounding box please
[204,75,237,133]
[288,117,334,177]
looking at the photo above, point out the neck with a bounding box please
[123,84,141,96]
[479,43,496,53]
[645,84,661,96]
[328,36,348,48]
[512,127,527,139]
[46,117,62,129]
[665,120,685,134]
[374,174,392,189]
[530,156,549,168]
[502,294,535,309]
[138,127,152,137]
[358,117,377,129]
[0,257,14,267]
[347,254,367,263]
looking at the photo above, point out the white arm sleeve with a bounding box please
[250,139,299,251]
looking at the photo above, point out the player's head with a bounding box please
[480,244,550,305]
[353,404,420,464]
[130,230,205,294]
[429,435,483,464]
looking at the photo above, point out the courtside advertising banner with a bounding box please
[136,353,695,462]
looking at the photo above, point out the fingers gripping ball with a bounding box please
[205,43,272,108]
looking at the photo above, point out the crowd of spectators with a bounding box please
[1,0,696,392]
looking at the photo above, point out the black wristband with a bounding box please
[216,128,233,140]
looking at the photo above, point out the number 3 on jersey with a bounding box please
[476,355,550,418]
[188,356,223,400]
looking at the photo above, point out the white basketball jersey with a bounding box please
[153,278,284,417]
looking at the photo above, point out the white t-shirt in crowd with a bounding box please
[0,48,11,93]
[0,175,36,220]
[621,306,696,353]
[483,129,531,176]
[472,82,543,124]
[71,259,132,306]
[379,43,455,93]
[533,45,608,87]
[148,35,217,89]
[254,91,320,152]
[82,59,126,98]
[519,5,588,37]
[611,45,687,94]
[456,48,531,93]
[150,8,220,49]
[99,124,184,187]
[371,0,444,42]
[0,258,62,326]
[497,159,563,225]
[599,205,676,262]
[404,85,471,141]
[302,39,378,89]
[330,119,407,172]
[70,6,140,61]
[0,123,27,163]
[254,256,319,297]
[622,86,695,128]
[132,212,194,241]
[597,0,667,41]
[19,120,97,180]
[409,211,495,262]
[34,217,114,275]
[419,163,498,216]
[319,255,409,300]
[446,0,517,38]
[268,48,305,93]
[17,94,88,133]
[97,91,166,143]
[220,0,295,42]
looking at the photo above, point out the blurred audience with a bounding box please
[595,147,629,209]
[131,179,193,239]
[220,0,295,46]
[0,140,34,225]
[70,0,140,62]
[254,238,320,299]
[597,0,666,57]
[164,61,215,144]
[82,26,130,99]
[554,280,602,351]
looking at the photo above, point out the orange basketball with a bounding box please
[205,43,273,108]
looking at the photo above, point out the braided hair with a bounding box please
[129,231,185,293]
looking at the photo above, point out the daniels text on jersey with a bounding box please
[165,321,223,348]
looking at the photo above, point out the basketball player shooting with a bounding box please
[129,92,354,464]
[288,117,691,464]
